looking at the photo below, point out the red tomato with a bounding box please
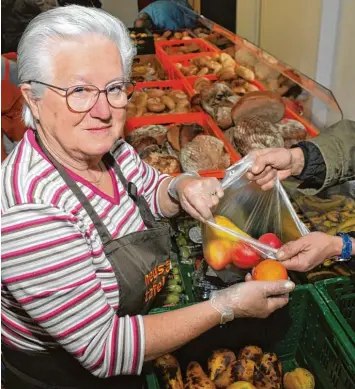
[230,243,261,269]
[258,233,283,249]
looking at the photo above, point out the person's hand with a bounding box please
[276,232,343,272]
[245,147,305,190]
[176,177,223,222]
[210,279,295,319]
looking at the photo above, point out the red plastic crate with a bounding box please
[124,112,241,178]
[183,78,317,138]
[155,38,218,59]
[250,82,319,137]
[205,32,240,52]
[166,53,262,91]
[128,80,197,121]
[152,29,194,41]
[284,107,319,137]
[155,51,183,80]
[185,75,262,98]
[163,53,223,93]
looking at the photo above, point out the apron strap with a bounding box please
[35,134,157,242]
[104,152,157,223]
[35,133,113,246]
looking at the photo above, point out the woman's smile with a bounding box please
[86,125,111,133]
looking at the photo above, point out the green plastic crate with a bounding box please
[316,276,355,348]
[145,285,355,389]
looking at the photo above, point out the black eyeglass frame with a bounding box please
[22,80,136,113]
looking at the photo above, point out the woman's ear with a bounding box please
[20,84,40,121]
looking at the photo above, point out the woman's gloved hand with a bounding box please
[210,279,295,323]
[169,174,224,222]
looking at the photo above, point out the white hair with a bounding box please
[18,5,136,128]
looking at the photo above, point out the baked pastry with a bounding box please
[180,135,230,171]
[142,152,181,174]
[231,91,285,125]
[167,123,204,151]
[226,117,284,156]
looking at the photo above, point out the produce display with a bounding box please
[153,30,192,41]
[154,346,315,389]
[151,260,187,308]
[174,215,203,265]
[288,193,355,282]
[291,193,355,236]
[127,88,194,118]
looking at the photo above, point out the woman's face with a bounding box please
[30,34,127,159]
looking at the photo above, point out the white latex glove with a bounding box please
[175,176,224,222]
[210,280,295,323]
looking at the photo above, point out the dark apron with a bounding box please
[2,137,172,389]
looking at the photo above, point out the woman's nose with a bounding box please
[89,92,111,120]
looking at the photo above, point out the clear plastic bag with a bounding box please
[202,155,309,278]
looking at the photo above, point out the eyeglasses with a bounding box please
[23,80,136,113]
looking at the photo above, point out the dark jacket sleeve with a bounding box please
[295,119,355,195]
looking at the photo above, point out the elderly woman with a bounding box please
[1,6,295,389]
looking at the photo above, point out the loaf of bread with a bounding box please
[167,123,204,151]
[180,135,230,171]
[226,117,284,156]
[231,91,285,125]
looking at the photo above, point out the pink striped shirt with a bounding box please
[1,129,170,378]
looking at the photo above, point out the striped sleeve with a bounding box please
[1,203,145,378]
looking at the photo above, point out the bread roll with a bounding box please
[235,65,255,82]
[147,98,166,113]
